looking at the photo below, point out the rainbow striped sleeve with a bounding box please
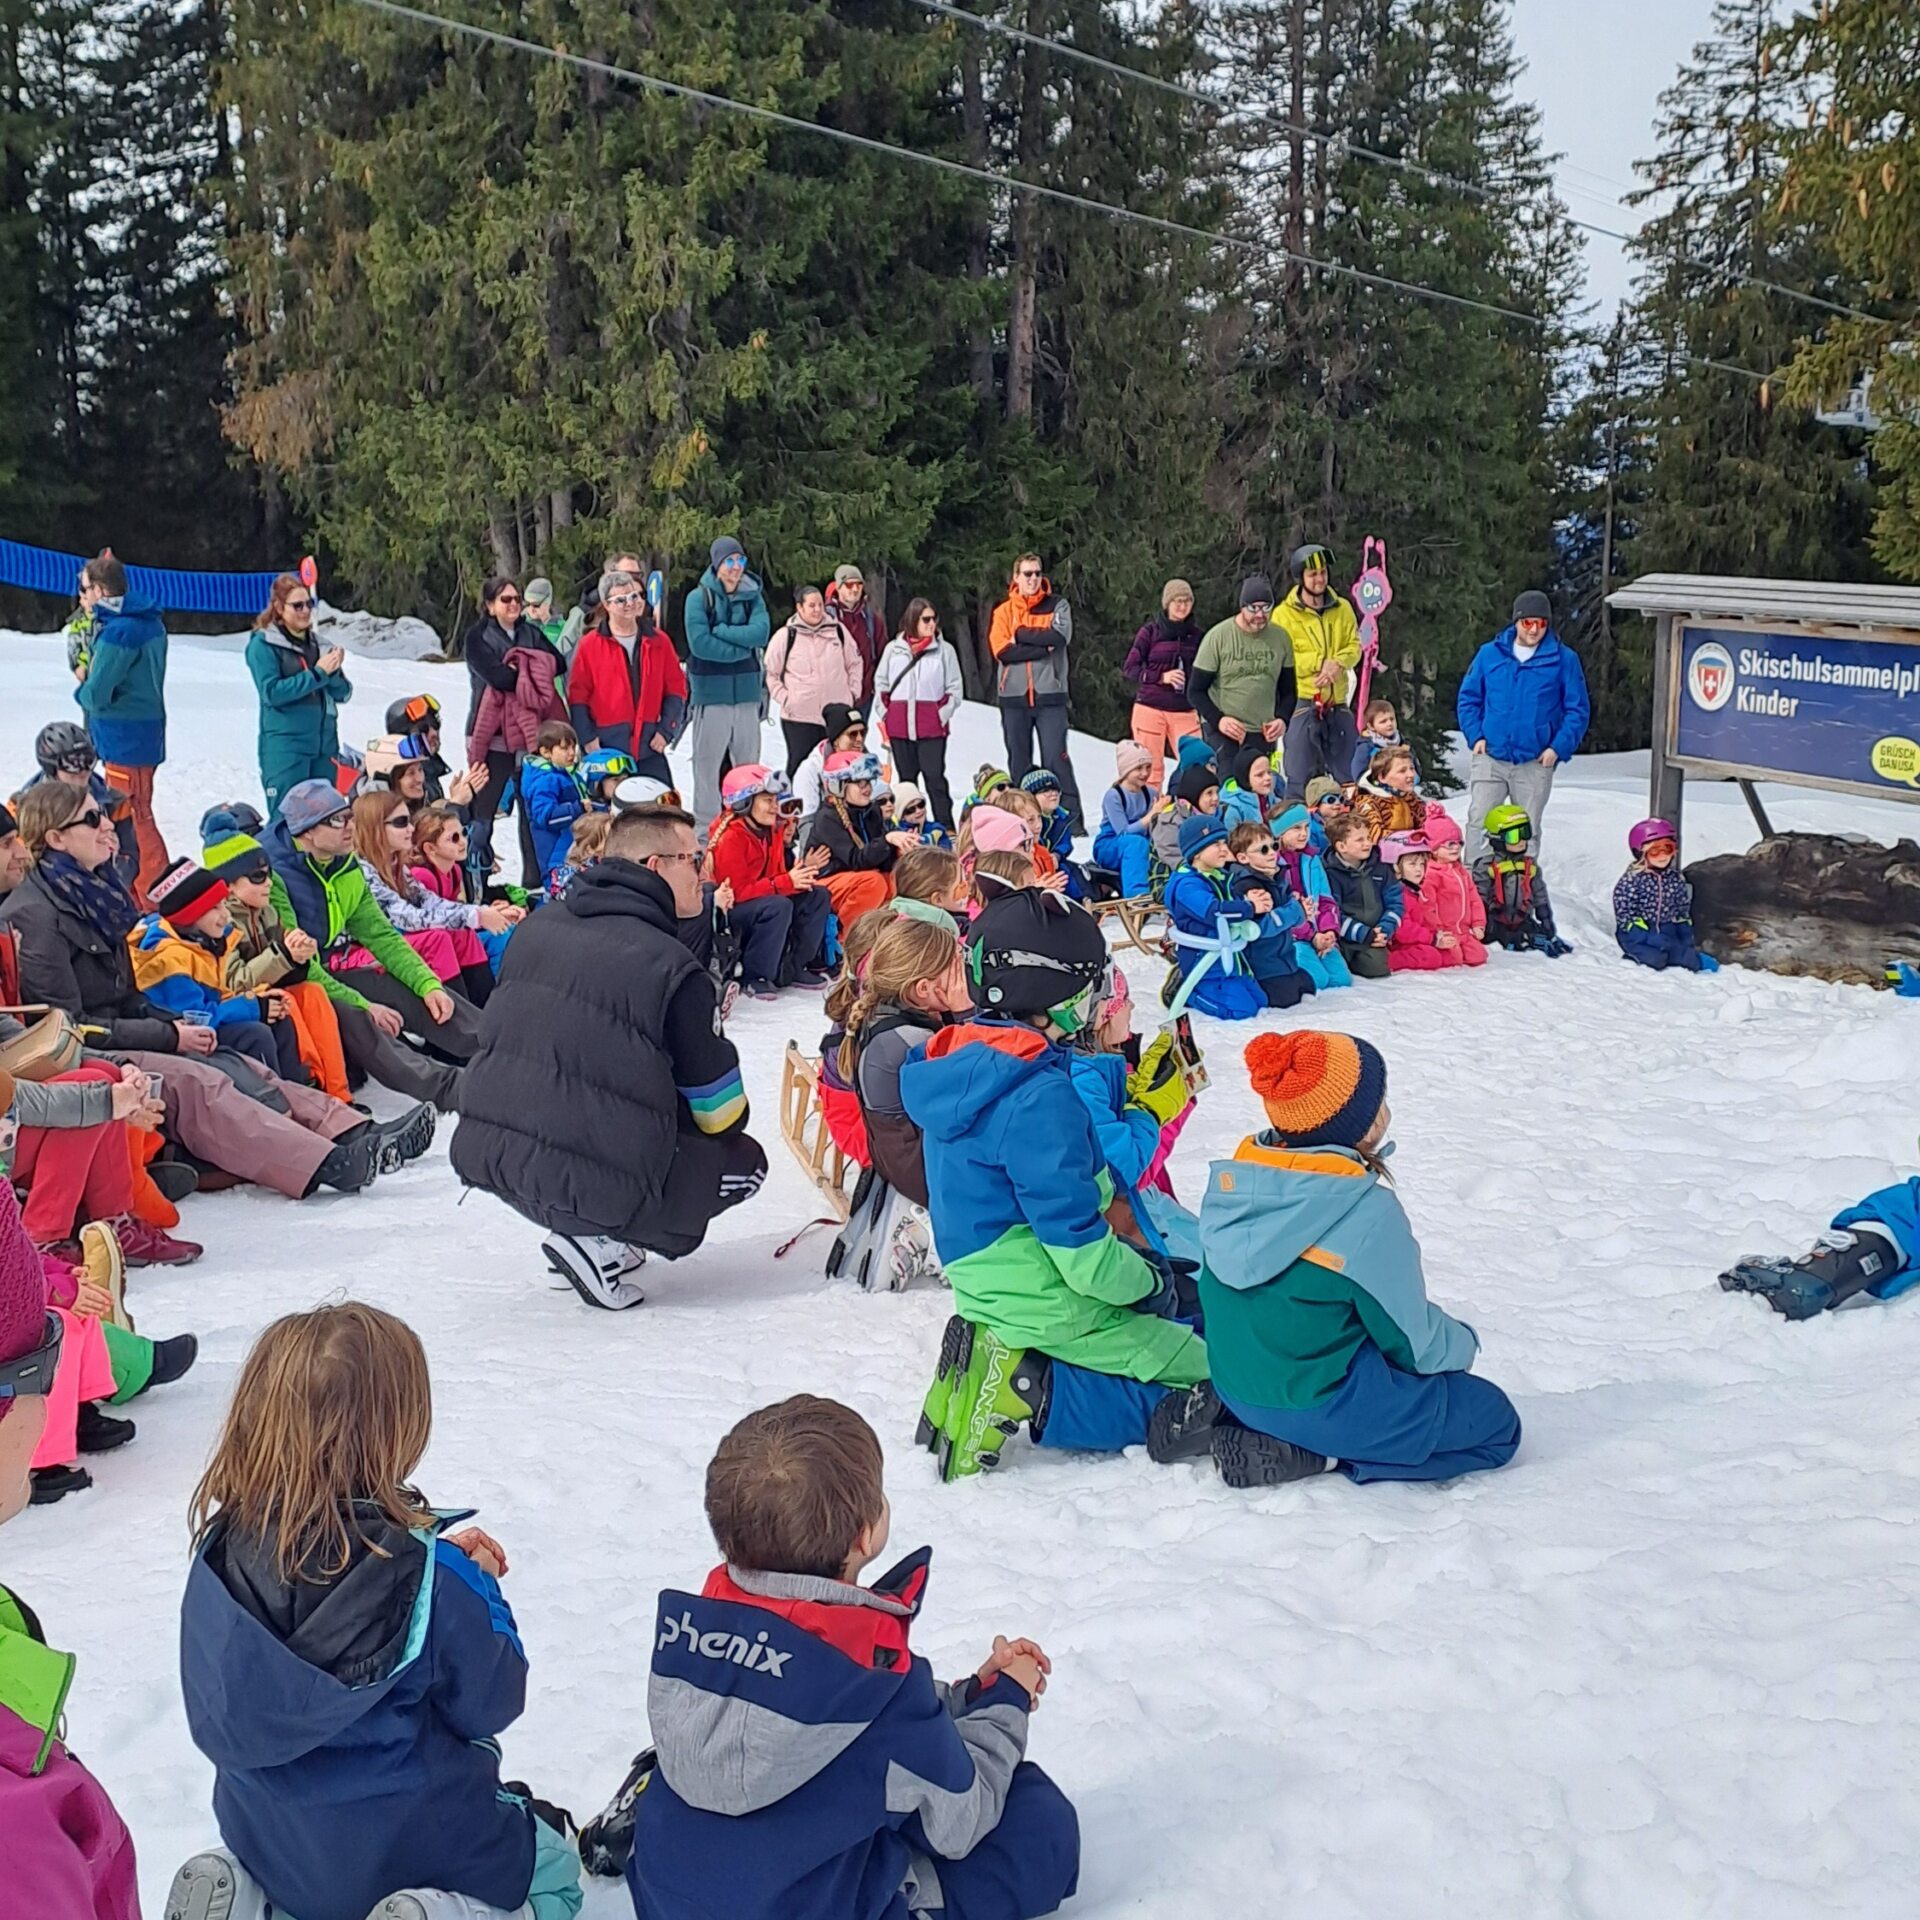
[679,1069,747,1136]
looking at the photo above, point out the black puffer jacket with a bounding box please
[812,797,897,877]
[451,860,734,1255]
[0,865,179,1052]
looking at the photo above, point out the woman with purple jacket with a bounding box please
[1121,579,1204,793]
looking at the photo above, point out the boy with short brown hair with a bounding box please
[1324,811,1403,980]
[624,1394,1081,1920]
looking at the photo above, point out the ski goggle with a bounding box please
[395,695,440,728]
[1047,981,1099,1037]
[51,746,94,774]
[1642,839,1677,860]
[1493,824,1530,849]
[1297,546,1333,574]
[388,734,435,762]
[826,754,884,789]
[0,1314,63,1403]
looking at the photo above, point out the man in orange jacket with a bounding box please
[987,552,1083,833]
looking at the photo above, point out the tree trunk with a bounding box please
[1006,3,1049,422]
[486,501,519,580]
[961,37,996,401]
[551,486,574,533]
[1285,0,1307,294]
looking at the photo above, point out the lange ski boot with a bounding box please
[931,1321,1050,1482]
[578,1746,658,1878]
[543,1233,647,1310]
[916,1314,974,1452]
[1719,1228,1898,1320]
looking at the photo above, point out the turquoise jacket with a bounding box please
[75,591,167,766]
[683,566,770,708]
[247,623,352,784]
[1197,1137,1478,1412]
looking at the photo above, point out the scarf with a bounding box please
[37,849,140,943]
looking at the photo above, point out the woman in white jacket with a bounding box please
[872,598,964,828]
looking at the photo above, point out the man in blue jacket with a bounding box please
[1456,589,1590,860]
[73,550,170,901]
[685,535,771,833]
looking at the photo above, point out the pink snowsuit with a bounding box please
[1420,856,1489,966]
[1387,878,1461,972]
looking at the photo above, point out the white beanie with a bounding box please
[892,781,926,813]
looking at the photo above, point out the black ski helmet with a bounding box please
[966,888,1109,1023]
[34,721,95,775]
[385,693,442,737]
[1289,543,1335,582]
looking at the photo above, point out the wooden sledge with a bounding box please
[1092,895,1169,957]
[778,1041,856,1225]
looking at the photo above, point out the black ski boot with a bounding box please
[76,1403,136,1453]
[1148,1382,1225,1464]
[1212,1422,1328,1489]
[148,1334,199,1388]
[1719,1229,1896,1320]
[306,1129,380,1195]
[579,1748,657,1877]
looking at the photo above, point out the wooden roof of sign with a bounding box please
[1608,574,1920,632]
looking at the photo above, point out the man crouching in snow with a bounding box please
[450,805,766,1308]
[615,1395,1081,1920]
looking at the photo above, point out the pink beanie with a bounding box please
[1116,740,1153,780]
[1420,805,1462,848]
[969,806,1033,855]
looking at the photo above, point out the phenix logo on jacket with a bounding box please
[630,1548,1078,1920]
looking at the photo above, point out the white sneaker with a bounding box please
[165,1849,269,1920]
[368,1895,534,1920]
[542,1233,647,1310]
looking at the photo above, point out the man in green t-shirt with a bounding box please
[1188,575,1298,760]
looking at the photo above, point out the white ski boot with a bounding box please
[885,1202,941,1293]
[165,1849,268,1920]
[542,1233,647,1310]
[367,1894,534,1920]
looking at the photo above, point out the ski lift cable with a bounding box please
[335,0,1768,385]
[895,0,1902,335]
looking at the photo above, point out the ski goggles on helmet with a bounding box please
[0,1314,64,1404]
[395,694,440,728]
[1293,544,1334,575]
[824,753,884,789]
[582,750,638,784]
[724,766,792,812]
[52,745,94,774]
[1491,823,1531,851]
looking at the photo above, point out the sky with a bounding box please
[1509,0,1721,315]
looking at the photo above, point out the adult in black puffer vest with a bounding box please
[451,806,766,1308]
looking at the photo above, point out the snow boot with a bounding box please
[149,1158,200,1204]
[367,1894,534,1920]
[368,1100,436,1174]
[76,1402,135,1453]
[543,1233,646,1310]
[148,1333,199,1388]
[1148,1381,1225,1464]
[306,1128,380,1195]
[1212,1422,1328,1489]
[164,1848,268,1920]
[29,1464,91,1504]
[1719,1228,1898,1320]
[579,1746,657,1877]
[932,1322,1050,1482]
[77,1218,130,1331]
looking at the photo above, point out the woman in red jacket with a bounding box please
[707,766,833,998]
[565,568,689,784]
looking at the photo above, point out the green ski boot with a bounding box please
[916,1314,974,1452]
[935,1324,1047,1482]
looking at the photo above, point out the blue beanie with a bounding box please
[1175,733,1217,776]
[1179,812,1230,862]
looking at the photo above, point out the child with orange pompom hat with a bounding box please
[1149,1029,1521,1488]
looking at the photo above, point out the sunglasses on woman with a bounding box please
[73,807,105,830]
[285,597,314,612]
[385,812,412,831]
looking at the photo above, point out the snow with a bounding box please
[5,624,1920,1919]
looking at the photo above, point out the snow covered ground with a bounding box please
[5,625,1920,1919]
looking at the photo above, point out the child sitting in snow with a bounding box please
[1151,761,1219,880]
[1091,740,1158,900]
[889,781,953,850]
[901,889,1208,1479]
[545,808,611,901]
[1346,697,1413,785]
[1411,808,1486,966]
[892,843,968,920]
[171,1300,582,1920]
[1274,804,1351,992]
[1303,775,1347,852]
[966,803,1065,898]
[1348,745,1428,842]
[622,1396,1080,1920]
[1226,821,1315,1009]
[967,846,1040,918]
[1613,817,1717,973]
[1474,804,1570,957]
[518,719,586,887]
[1152,1030,1521,1488]
[1163,813,1267,1019]
[1020,770,1084,897]
[1382,831,1467,974]
[1324,813,1403,981]
[1722,1175,1920,1320]
[1218,744,1280,833]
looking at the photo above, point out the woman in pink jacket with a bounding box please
[1415,808,1488,966]
[0,1087,142,1920]
[766,585,863,775]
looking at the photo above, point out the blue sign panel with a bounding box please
[1673,624,1920,797]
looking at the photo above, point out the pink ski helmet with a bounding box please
[722,764,790,813]
[1628,817,1677,857]
[1379,830,1430,865]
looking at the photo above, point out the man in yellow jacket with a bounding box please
[1271,543,1362,802]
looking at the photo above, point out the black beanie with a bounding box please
[1176,762,1220,808]
[1512,589,1552,624]
[0,802,15,841]
[822,702,865,745]
[1231,741,1272,789]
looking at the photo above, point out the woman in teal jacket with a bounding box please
[1179,1029,1519,1488]
[246,574,352,814]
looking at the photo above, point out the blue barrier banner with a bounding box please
[0,536,288,616]
[1673,624,1920,798]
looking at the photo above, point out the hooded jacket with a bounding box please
[631,1550,1063,1920]
[1612,862,1693,935]
[1347,776,1427,842]
[516,755,585,878]
[450,859,749,1257]
[0,864,180,1052]
[0,1584,140,1920]
[901,1020,1205,1384]
[709,811,802,904]
[75,590,168,767]
[1271,587,1361,707]
[1326,845,1404,944]
[987,579,1071,707]
[873,632,965,742]
[1197,1136,1479,1414]
[246,622,352,779]
[1121,614,1202,714]
[128,914,265,1027]
[768,613,865,728]
[263,815,443,1014]
[1457,627,1591,765]
[179,1511,536,1920]
[565,619,688,753]
[1420,856,1485,944]
[15,769,139,895]
[684,567,772,709]
[1274,810,1339,939]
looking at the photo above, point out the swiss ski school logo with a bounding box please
[1687,642,1736,712]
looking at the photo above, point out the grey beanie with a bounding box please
[524,577,554,607]
[1512,589,1552,623]
[1240,574,1275,610]
[710,535,746,569]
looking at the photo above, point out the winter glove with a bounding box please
[1886,960,1920,997]
[1531,933,1572,958]
[1697,953,1722,974]
[1135,1247,1201,1321]
[1128,1031,1194,1128]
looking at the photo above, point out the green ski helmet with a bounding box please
[1484,803,1532,850]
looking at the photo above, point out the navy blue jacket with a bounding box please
[1456,627,1591,765]
[180,1510,536,1920]
[631,1549,1055,1920]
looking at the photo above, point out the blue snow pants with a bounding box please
[1222,1340,1520,1483]
[1036,1365,1170,1453]
[905,1762,1081,1920]
[1091,826,1153,900]
[1618,925,1707,971]
[1834,1177,1920,1301]
[1292,940,1353,990]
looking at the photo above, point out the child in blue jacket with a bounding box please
[1163,813,1266,1018]
[1091,740,1157,899]
[1324,811,1403,982]
[519,720,587,885]
[1226,821,1315,1009]
[1021,768,1084,898]
[171,1302,582,1920]
[1613,817,1717,973]
[624,1396,1080,1920]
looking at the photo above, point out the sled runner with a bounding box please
[777,1041,857,1224]
[1093,894,1169,957]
